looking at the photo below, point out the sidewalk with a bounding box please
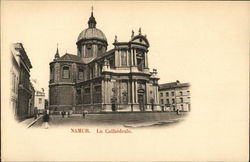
[20,116,43,128]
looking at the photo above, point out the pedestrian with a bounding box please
[151,103,154,112]
[43,112,50,129]
[112,103,116,112]
[83,110,88,118]
[177,109,180,115]
[82,111,85,118]
[61,111,65,118]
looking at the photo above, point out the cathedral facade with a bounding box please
[49,11,160,113]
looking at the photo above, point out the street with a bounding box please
[31,111,189,128]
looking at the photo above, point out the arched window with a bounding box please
[62,66,70,79]
[172,99,175,104]
[180,91,183,96]
[86,44,92,57]
[98,44,102,55]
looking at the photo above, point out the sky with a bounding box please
[1,1,249,160]
[2,1,249,99]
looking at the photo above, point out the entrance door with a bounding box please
[138,94,144,111]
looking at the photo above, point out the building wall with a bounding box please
[159,86,191,111]
[10,43,33,121]
[34,92,45,111]
[10,54,20,119]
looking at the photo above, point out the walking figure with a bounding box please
[151,103,154,111]
[82,111,85,118]
[61,111,65,118]
[177,109,180,115]
[83,110,88,119]
[43,112,50,129]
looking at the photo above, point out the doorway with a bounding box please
[138,94,145,111]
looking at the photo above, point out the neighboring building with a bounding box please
[49,10,160,113]
[31,79,46,114]
[10,43,33,121]
[158,80,191,111]
[28,82,36,117]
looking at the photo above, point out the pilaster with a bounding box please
[130,48,134,66]
[134,49,137,66]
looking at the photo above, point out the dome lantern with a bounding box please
[88,6,96,28]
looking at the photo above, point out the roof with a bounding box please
[57,53,82,63]
[13,43,32,69]
[77,28,107,42]
[159,81,190,90]
[92,49,115,62]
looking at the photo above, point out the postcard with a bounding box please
[1,1,249,161]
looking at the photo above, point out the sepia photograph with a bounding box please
[1,1,249,161]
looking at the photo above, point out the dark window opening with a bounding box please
[78,68,83,80]
[62,67,70,79]
[109,59,115,68]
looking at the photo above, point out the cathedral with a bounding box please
[49,10,160,113]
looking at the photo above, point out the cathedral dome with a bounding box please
[77,10,107,44]
[77,28,107,42]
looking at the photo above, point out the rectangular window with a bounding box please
[84,88,90,93]
[83,87,91,104]
[171,91,175,96]
[63,67,70,79]
[160,93,163,97]
[166,92,169,96]
[76,89,82,104]
[161,99,164,104]
[39,98,42,104]
[86,44,92,57]
[166,99,169,104]
[78,68,83,80]
[172,99,175,104]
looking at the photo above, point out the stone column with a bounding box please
[106,80,110,104]
[135,81,138,103]
[134,49,137,66]
[118,50,121,67]
[90,83,93,104]
[145,52,148,68]
[131,80,134,112]
[126,49,129,66]
[83,45,86,58]
[130,48,134,66]
[156,85,159,104]
[115,50,119,67]
[131,80,134,103]
[102,80,105,104]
